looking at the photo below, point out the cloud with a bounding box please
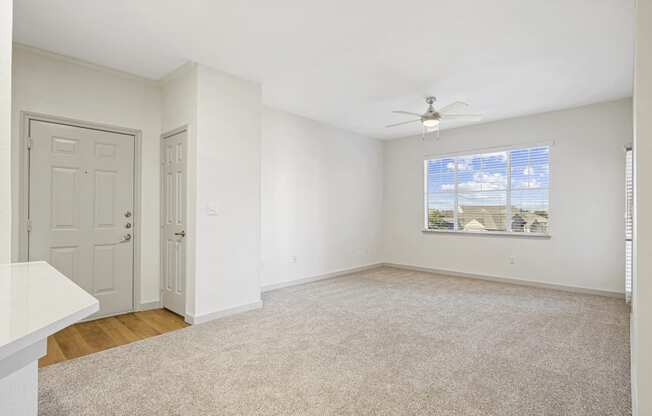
[473,172,505,182]
[440,171,506,192]
[518,179,542,189]
[485,152,508,162]
[458,182,504,192]
[447,160,472,171]
[444,153,508,173]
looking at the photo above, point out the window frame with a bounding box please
[422,143,552,238]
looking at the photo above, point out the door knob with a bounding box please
[174,230,186,238]
[120,233,132,243]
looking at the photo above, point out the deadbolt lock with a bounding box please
[125,222,132,229]
[124,211,132,218]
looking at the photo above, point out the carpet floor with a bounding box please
[39,267,631,415]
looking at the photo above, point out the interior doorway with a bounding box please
[160,128,187,316]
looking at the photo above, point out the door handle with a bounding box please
[174,230,186,238]
[119,233,132,243]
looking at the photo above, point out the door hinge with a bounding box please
[26,137,33,150]
[26,218,32,233]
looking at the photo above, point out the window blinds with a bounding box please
[425,146,550,234]
[625,147,633,304]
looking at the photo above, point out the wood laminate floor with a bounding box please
[39,308,189,368]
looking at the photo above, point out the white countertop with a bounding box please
[0,261,99,362]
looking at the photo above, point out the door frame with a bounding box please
[18,111,143,315]
[159,126,188,316]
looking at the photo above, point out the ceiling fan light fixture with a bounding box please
[422,118,439,128]
[387,97,481,134]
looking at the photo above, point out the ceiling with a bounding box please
[13,0,635,139]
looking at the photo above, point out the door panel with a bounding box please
[29,120,135,317]
[49,246,79,284]
[166,240,175,291]
[175,171,184,224]
[94,170,117,228]
[51,167,81,228]
[161,130,187,316]
[93,244,116,294]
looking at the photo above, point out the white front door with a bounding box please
[161,130,187,316]
[28,120,135,317]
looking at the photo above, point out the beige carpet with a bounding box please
[39,267,631,415]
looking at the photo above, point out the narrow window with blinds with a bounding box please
[425,145,550,235]
[625,147,633,303]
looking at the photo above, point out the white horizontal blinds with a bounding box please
[426,158,456,230]
[509,146,550,233]
[456,152,508,231]
[625,148,633,303]
[425,145,550,234]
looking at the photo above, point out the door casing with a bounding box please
[18,112,144,316]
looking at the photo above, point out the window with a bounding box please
[625,147,633,304]
[425,145,550,235]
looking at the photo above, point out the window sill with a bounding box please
[422,229,551,238]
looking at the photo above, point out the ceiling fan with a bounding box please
[386,96,483,136]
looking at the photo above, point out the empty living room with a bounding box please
[1,0,651,415]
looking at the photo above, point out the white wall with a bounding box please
[0,0,12,263]
[161,63,197,133]
[12,50,264,320]
[11,46,162,305]
[383,99,632,294]
[9,47,384,319]
[632,0,652,413]
[191,64,262,319]
[9,45,636,335]
[261,107,383,287]
[11,50,264,319]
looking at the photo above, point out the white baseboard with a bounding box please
[383,262,625,299]
[186,300,263,325]
[261,263,384,293]
[136,301,161,311]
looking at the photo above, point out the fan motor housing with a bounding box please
[421,112,441,122]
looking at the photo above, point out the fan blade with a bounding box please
[438,101,469,114]
[392,110,422,117]
[386,119,421,128]
[441,113,483,122]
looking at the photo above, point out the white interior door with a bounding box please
[28,120,135,317]
[161,130,187,316]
